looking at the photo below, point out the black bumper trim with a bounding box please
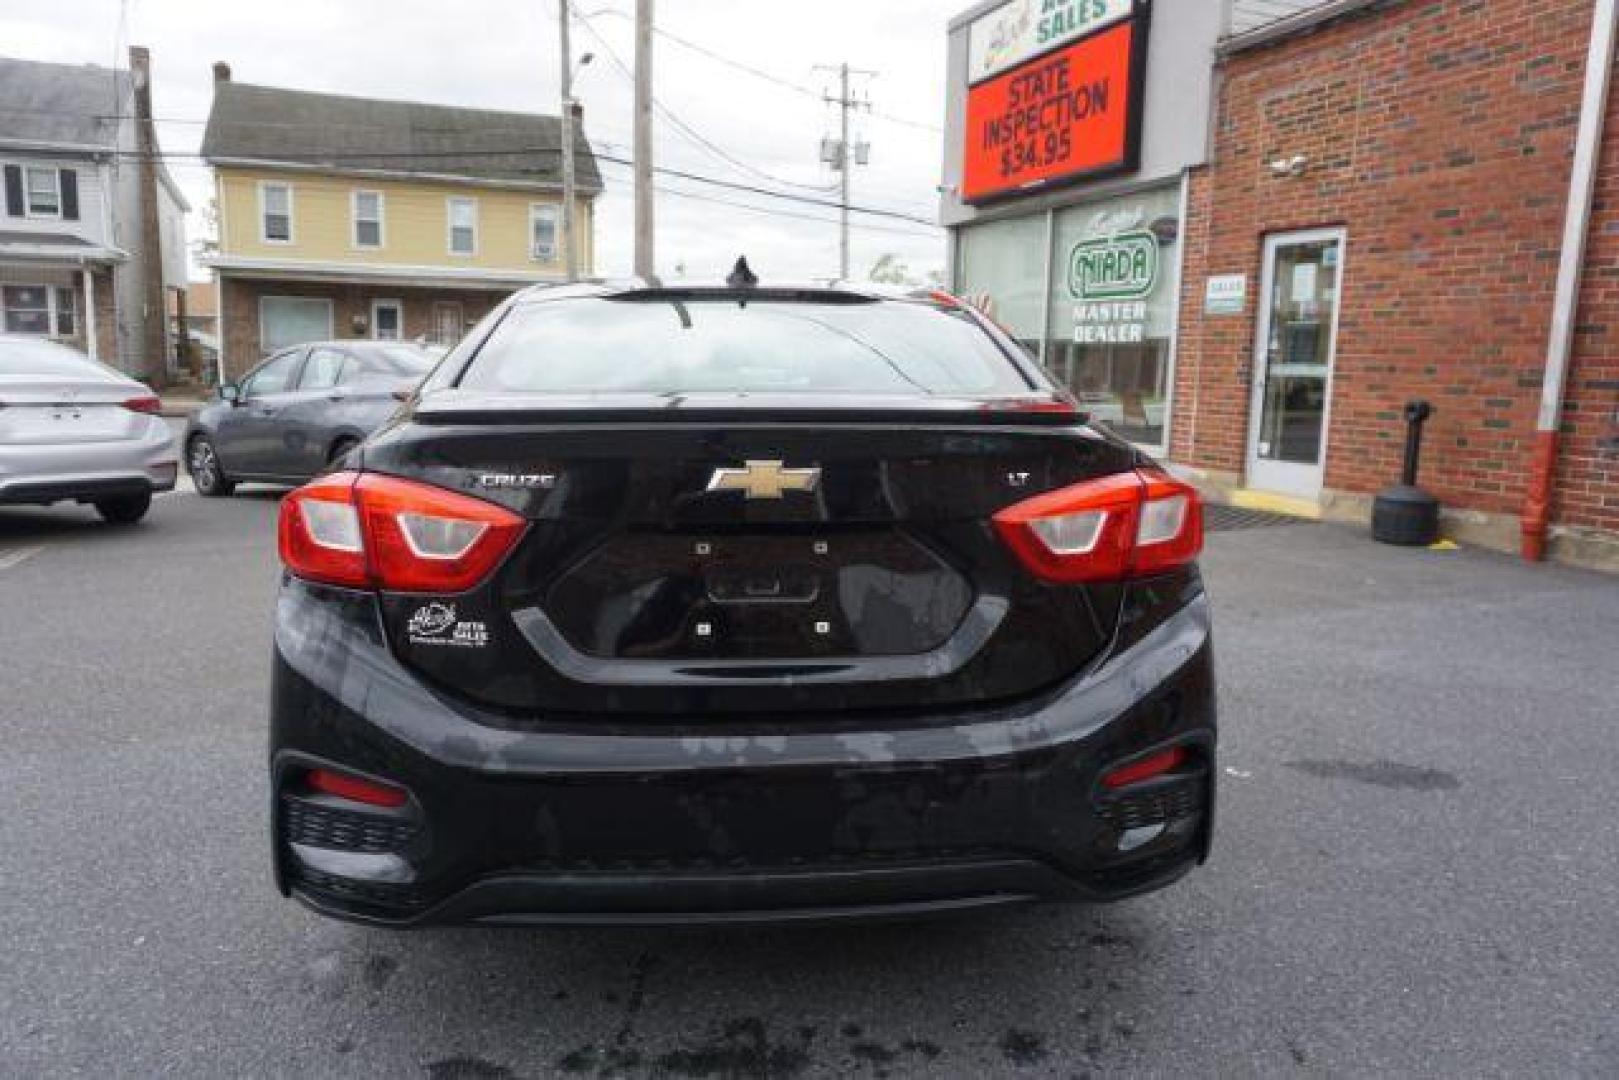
[290,853,1199,929]
[0,477,156,505]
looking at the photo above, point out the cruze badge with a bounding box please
[474,472,556,489]
[707,460,821,500]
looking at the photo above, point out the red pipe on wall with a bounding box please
[1521,431,1559,563]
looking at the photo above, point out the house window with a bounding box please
[372,299,403,341]
[261,182,293,243]
[447,197,477,255]
[25,167,61,218]
[530,203,559,262]
[54,287,77,336]
[1,285,51,334]
[353,190,384,249]
[260,296,333,353]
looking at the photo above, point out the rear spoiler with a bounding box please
[411,392,1087,428]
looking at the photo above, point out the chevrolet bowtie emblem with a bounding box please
[706,460,821,500]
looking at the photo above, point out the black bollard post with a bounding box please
[1372,400,1441,545]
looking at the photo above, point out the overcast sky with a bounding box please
[2,0,953,284]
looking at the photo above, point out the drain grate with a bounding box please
[1205,504,1315,532]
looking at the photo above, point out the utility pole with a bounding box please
[558,0,578,281]
[816,63,873,280]
[633,0,655,278]
[130,46,169,388]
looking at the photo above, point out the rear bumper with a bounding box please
[0,420,177,505]
[270,576,1216,927]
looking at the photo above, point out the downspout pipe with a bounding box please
[1523,0,1618,561]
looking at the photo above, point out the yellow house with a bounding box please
[200,65,600,378]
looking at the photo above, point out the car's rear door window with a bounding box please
[456,298,1033,396]
[299,347,348,391]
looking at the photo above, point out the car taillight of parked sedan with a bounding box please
[279,471,527,593]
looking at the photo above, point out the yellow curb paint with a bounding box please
[1428,539,1460,551]
[1227,489,1323,521]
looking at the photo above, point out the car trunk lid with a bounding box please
[364,404,1136,719]
[0,374,151,445]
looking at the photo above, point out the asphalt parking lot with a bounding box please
[2,488,1616,1077]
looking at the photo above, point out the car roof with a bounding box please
[509,278,956,307]
[287,340,430,352]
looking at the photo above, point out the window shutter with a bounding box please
[60,169,79,221]
[3,166,22,217]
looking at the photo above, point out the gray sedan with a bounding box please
[183,341,434,496]
[0,335,177,524]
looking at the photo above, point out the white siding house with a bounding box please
[0,52,188,381]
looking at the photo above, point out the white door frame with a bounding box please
[371,298,403,340]
[1245,227,1347,499]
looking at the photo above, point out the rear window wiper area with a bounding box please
[605,287,880,305]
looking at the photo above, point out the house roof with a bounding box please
[0,55,129,149]
[201,80,603,192]
[0,228,126,263]
[1221,0,1385,55]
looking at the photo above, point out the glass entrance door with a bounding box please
[1246,229,1345,498]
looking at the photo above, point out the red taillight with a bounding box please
[278,472,368,588]
[306,767,408,808]
[122,395,162,415]
[278,471,526,593]
[992,468,1202,584]
[1102,746,1189,790]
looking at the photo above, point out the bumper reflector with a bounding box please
[306,768,408,809]
[1102,746,1188,790]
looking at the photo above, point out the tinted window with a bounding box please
[0,338,120,379]
[242,351,302,396]
[458,298,1031,396]
[345,344,434,378]
[299,347,348,391]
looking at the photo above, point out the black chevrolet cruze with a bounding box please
[270,278,1215,927]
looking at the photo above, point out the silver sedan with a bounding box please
[0,335,176,524]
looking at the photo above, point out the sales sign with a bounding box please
[961,11,1147,204]
[967,0,1135,85]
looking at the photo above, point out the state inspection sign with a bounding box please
[961,4,1148,204]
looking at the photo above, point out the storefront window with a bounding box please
[956,213,1047,357]
[1047,186,1180,447]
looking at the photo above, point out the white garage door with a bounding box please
[260,296,333,353]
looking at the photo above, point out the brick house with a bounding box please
[0,49,189,384]
[199,65,601,381]
[942,0,1619,569]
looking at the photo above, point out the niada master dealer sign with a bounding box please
[962,0,1150,203]
[1069,230,1158,344]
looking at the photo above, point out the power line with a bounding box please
[571,6,839,194]
[651,184,939,239]
[586,6,943,134]
[591,150,935,227]
[49,143,941,228]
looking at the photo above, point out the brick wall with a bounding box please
[218,277,509,381]
[1173,0,1599,528]
[91,268,116,363]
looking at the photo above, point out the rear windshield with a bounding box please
[353,344,435,374]
[456,298,1031,397]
